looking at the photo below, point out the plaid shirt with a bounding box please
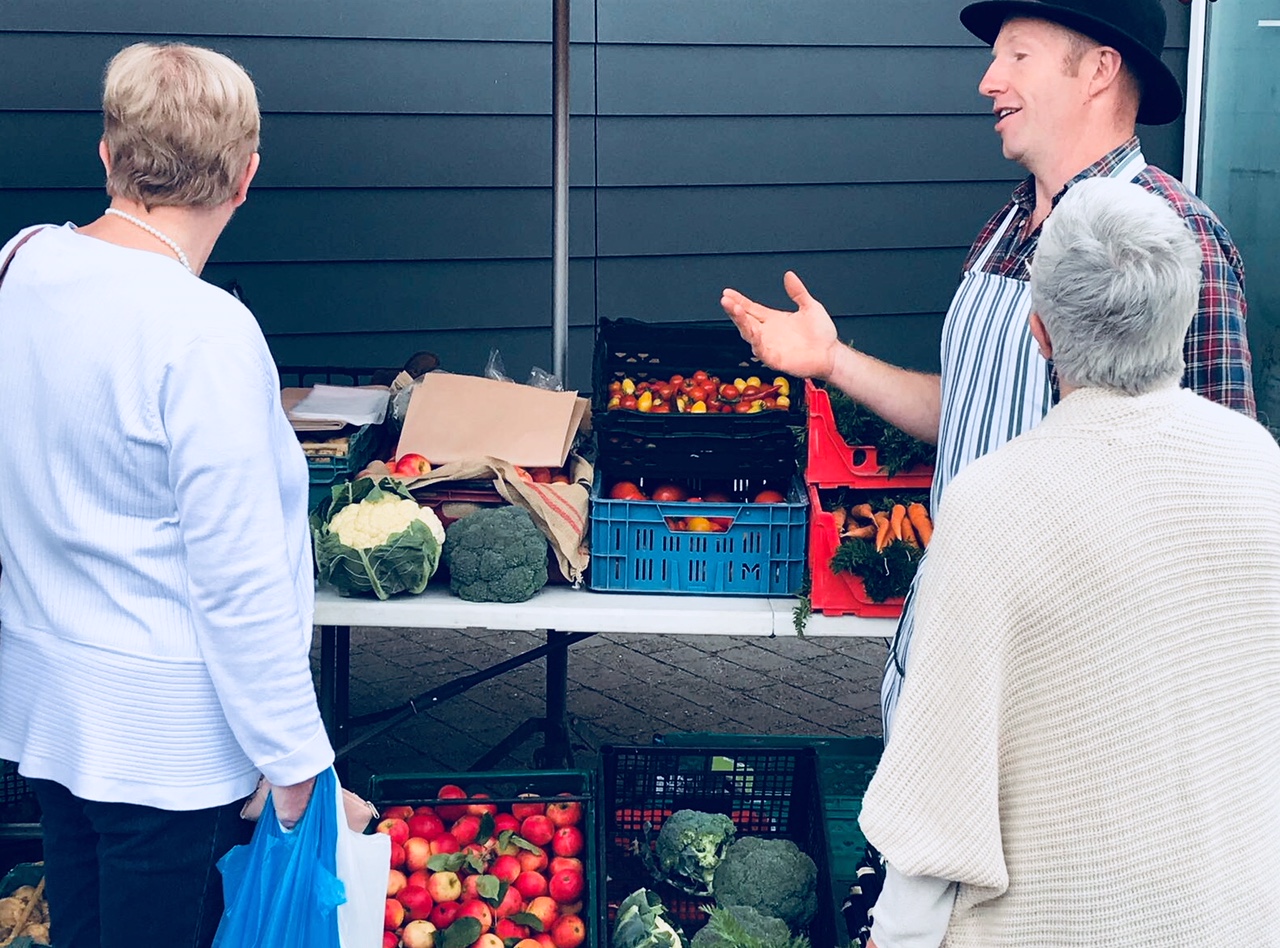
[964,137,1256,416]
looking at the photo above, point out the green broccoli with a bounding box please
[691,905,799,948]
[711,837,818,932]
[654,809,737,896]
[442,505,548,603]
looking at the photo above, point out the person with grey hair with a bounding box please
[0,43,332,948]
[855,176,1280,946]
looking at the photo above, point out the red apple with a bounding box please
[548,869,584,904]
[387,868,408,897]
[493,883,525,919]
[436,784,470,822]
[408,812,445,841]
[495,918,531,941]
[398,884,434,921]
[546,796,582,828]
[520,815,555,846]
[395,453,432,477]
[550,915,586,948]
[461,874,484,903]
[550,826,583,857]
[377,817,411,847]
[452,814,482,846]
[457,899,494,934]
[511,794,546,820]
[404,837,432,872]
[533,933,557,948]
[513,940,543,948]
[407,869,431,890]
[490,854,522,884]
[514,870,548,901]
[389,841,407,870]
[384,932,400,948]
[466,793,498,816]
[425,870,462,904]
[429,900,460,929]
[547,857,581,876]
[494,813,521,833]
[429,832,460,855]
[402,919,438,948]
[385,898,407,930]
[383,805,415,821]
[525,896,559,931]
[517,846,548,873]
[471,935,504,948]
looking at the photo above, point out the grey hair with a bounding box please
[1030,177,1201,395]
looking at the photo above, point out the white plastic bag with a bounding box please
[334,769,390,948]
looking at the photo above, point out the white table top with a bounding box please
[313,585,896,638]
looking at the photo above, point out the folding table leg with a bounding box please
[318,623,350,781]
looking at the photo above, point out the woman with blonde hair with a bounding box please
[0,43,333,948]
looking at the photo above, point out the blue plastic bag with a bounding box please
[213,768,346,948]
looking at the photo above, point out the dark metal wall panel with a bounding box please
[2,113,598,188]
[202,259,597,336]
[596,182,1015,258]
[0,1,597,42]
[0,33,596,115]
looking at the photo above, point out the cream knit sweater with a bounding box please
[859,385,1280,946]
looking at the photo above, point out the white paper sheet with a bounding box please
[288,384,389,426]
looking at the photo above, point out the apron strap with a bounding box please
[970,205,1021,272]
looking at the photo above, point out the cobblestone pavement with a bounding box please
[321,624,891,796]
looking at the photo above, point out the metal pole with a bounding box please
[1181,0,1209,193]
[552,0,570,384]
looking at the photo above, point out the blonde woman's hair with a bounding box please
[102,43,260,208]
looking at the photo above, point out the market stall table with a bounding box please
[313,585,894,769]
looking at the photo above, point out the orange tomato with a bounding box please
[753,489,786,503]
[685,517,716,532]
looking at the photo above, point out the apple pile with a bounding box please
[604,372,791,414]
[378,784,590,948]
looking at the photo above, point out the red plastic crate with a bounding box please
[804,380,933,488]
[807,484,904,618]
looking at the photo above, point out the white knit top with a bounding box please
[0,225,334,810]
[859,385,1280,945]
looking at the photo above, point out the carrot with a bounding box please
[830,506,847,533]
[889,504,907,541]
[873,512,893,553]
[849,503,875,523]
[907,502,933,547]
[844,524,876,540]
[900,515,919,547]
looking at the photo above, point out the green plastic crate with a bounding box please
[368,769,603,948]
[306,422,385,510]
[655,732,882,944]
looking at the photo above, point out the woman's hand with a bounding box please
[271,776,318,829]
[721,271,842,381]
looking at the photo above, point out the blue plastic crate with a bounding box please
[588,473,807,596]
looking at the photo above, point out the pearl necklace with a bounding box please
[104,207,193,273]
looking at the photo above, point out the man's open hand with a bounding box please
[721,271,842,380]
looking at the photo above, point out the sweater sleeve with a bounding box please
[869,866,955,948]
[857,475,1010,905]
[161,332,334,787]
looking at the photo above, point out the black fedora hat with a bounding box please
[959,0,1183,126]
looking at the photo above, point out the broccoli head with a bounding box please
[654,809,737,896]
[690,904,793,948]
[711,837,818,932]
[442,505,549,603]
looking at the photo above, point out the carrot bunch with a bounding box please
[830,500,932,552]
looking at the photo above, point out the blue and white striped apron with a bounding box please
[880,150,1148,740]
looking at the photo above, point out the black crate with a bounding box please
[592,318,804,480]
[599,745,835,947]
[0,761,40,824]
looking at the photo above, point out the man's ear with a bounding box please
[231,152,260,208]
[1029,312,1053,361]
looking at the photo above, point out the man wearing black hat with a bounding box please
[724,1,1252,726]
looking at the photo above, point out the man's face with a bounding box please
[979,18,1094,169]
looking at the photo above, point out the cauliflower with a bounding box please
[329,495,445,549]
[311,477,443,599]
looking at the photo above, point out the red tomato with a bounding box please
[753,489,786,503]
[651,484,688,502]
[609,481,645,500]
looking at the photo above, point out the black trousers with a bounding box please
[30,778,251,948]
